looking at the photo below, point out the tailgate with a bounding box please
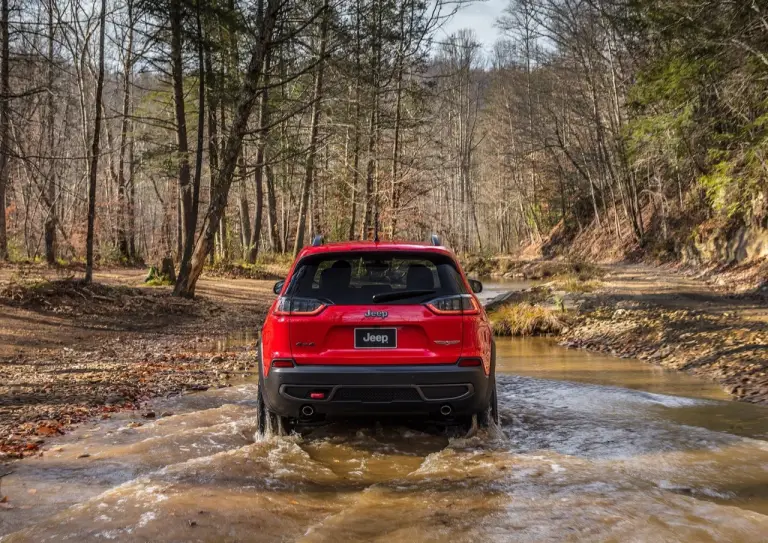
[289,305,462,365]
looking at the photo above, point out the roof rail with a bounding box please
[311,234,323,247]
[430,234,441,246]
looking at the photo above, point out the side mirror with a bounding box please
[468,279,483,294]
[273,280,285,295]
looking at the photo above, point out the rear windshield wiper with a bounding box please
[372,289,436,303]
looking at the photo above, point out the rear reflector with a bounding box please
[272,359,295,368]
[310,392,326,399]
[458,358,482,367]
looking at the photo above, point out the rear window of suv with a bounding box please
[287,251,468,305]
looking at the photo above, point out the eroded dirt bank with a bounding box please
[0,268,274,461]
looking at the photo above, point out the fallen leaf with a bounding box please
[27,489,37,495]
[36,425,61,437]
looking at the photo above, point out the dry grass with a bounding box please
[558,276,602,293]
[490,303,568,336]
[203,261,283,280]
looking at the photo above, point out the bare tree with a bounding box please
[84,0,107,283]
[0,0,9,260]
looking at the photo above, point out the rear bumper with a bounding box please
[261,364,492,419]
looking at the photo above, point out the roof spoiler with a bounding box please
[430,234,441,246]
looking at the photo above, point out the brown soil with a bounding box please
[562,264,768,404]
[0,267,276,461]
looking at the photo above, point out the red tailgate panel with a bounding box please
[289,305,462,365]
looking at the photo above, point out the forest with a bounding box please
[0,0,765,296]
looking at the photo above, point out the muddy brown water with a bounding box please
[2,294,768,540]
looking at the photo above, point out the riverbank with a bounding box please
[562,265,768,404]
[0,268,273,461]
[486,263,768,404]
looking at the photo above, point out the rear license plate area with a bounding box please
[354,328,397,349]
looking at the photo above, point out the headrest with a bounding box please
[320,260,352,289]
[406,264,434,290]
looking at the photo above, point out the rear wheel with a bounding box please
[477,380,499,428]
[256,343,292,437]
[477,342,499,428]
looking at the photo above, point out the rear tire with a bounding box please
[477,381,499,428]
[256,342,292,437]
[478,341,499,428]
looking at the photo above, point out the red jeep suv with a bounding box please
[256,237,497,435]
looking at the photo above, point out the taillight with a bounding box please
[426,295,480,315]
[274,297,327,316]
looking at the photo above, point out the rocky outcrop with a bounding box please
[682,226,768,267]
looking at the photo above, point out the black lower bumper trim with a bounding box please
[261,364,491,419]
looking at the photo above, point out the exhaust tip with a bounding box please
[440,405,452,417]
[301,405,315,418]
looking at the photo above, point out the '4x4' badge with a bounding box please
[364,309,388,318]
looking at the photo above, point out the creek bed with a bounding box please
[3,319,768,541]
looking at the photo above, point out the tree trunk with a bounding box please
[348,0,362,241]
[177,2,206,286]
[84,0,107,283]
[171,0,197,285]
[116,0,134,261]
[44,0,57,264]
[348,93,360,240]
[265,163,280,251]
[293,0,330,255]
[389,64,403,239]
[238,156,251,253]
[249,47,273,262]
[252,162,264,260]
[174,0,279,297]
[361,0,380,241]
[388,2,406,239]
[128,129,136,259]
[361,108,376,240]
[204,34,219,265]
[0,0,9,260]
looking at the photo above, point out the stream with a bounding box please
[1,282,767,541]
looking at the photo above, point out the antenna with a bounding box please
[431,234,441,246]
[311,234,323,247]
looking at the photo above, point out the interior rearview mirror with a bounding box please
[273,280,285,295]
[468,279,483,294]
